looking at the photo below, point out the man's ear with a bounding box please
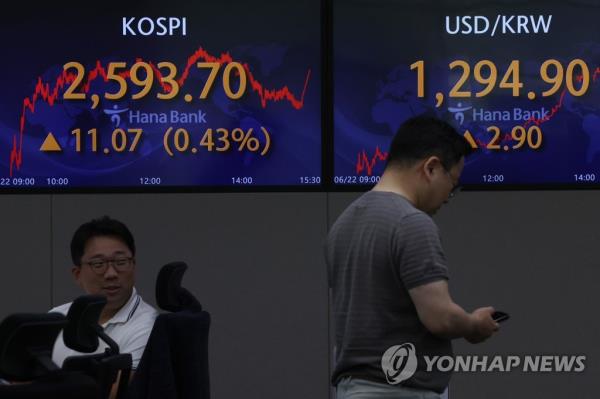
[422,156,442,180]
[72,265,82,285]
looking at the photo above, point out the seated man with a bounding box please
[50,216,158,374]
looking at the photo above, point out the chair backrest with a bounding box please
[127,261,210,399]
[0,313,65,381]
[156,261,202,312]
[62,295,132,399]
[63,295,119,354]
[0,312,99,399]
[0,370,100,399]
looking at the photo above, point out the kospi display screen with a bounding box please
[0,0,321,190]
[333,0,600,187]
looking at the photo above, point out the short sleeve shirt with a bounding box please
[326,191,453,393]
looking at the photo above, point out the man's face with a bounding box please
[72,235,136,315]
[424,157,464,215]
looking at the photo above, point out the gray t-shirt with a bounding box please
[326,191,452,393]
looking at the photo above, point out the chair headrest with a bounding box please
[0,312,66,380]
[63,295,107,353]
[156,262,202,312]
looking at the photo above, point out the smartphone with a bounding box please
[492,311,510,323]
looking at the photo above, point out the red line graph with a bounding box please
[356,146,388,176]
[9,47,312,176]
[523,67,600,127]
[176,48,311,109]
[356,66,600,176]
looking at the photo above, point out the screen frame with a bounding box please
[0,0,327,194]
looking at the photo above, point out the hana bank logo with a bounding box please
[381,343,418,384]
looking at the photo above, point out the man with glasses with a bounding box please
[327,115,499,399]
[50,216,158,372]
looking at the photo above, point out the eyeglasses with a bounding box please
[82,257,134,275]
[448,184,462,198]
[444,169,461,198]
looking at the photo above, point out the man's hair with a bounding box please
[70,216,135,266]
[386,115,473,170]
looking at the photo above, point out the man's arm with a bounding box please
[409,280,498,343]
[108,370,135,399]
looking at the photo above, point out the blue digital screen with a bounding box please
[0,0,321,190]
[334,0,600,187]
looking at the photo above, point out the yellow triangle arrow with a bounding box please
[40,132,62,152]
[463,130,478,149]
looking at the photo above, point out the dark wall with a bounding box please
[1,191,599,398]
[1,193,329,399]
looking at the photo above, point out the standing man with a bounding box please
[326,116,498,398]
[51,216,158,373]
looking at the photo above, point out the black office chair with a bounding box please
[0,312,99,399]
[127,261,211,399]
[61,295,132,399]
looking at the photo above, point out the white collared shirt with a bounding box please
[50,287,158,369]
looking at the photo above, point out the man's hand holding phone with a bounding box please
[492,311,510,323]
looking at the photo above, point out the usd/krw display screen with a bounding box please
[334,0,600,187]
[0,0,321,190]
